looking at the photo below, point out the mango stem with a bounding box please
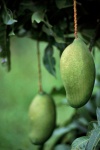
[37,40,43,93]
[73,0,78,38]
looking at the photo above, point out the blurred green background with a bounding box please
[0,36,76,150]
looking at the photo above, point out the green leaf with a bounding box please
[31,11,52,28]
[2,8,17,25]
[42,25,65,43]
[55,0,73,9]
[87,121,98,136]
[71,136,89,150]
[31,11,45,23]
[43,44,56,77]
[9,30,15,36]
[43,15,52,28]
[86,127,100,150]
[54,144,70,150]
[53,123,77,136]
[54,34,65,43]
[96,107,100,126]
[42,25,54,36]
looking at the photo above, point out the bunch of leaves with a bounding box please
[71,107,100,150]
[0,0,17,71]
[1,0,100,73]
[0,0,73,71]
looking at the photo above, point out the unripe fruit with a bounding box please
[60,38,95,108]
[29,92,56,145]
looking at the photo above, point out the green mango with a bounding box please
[28,92,56,145]
[60,38,95,108]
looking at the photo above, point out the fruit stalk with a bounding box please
[73,0,78,38]
[37,40,42,93]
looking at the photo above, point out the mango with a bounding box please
[29,92,56,145]
[60,38,95,108]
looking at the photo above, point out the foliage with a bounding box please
[0,0,100,73]
[43,44,56,77]
[71,107,100,150]
[0,0,100,150]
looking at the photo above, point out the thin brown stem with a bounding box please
[73,0,78,38]
[37,40,43,93]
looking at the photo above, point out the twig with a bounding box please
[73,0,78,38]
[37,40,43,93]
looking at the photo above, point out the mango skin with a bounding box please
[29,93,56,145]
[60,38,95,108]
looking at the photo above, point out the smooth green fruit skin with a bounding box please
[29,93,56,145]
[60,38,95,108]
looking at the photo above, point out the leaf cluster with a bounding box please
[1,0,100,72]
[71,107,100,150]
